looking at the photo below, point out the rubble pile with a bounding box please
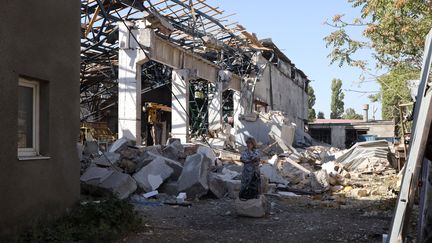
[79,133,398,215]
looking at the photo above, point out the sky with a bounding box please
[207,0,383,119]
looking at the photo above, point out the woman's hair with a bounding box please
[245,137,257,149]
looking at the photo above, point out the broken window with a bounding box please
[18,77,39,157]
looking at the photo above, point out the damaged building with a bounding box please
[80,0,309,148]
[0,0,80,235]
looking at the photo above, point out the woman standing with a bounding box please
[239,137,261,200]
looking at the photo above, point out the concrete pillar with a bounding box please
[208,81,222,131]
[171,69,190,143]
[118,20,152,144]
[118,21,142,143]
[233,90,244,146]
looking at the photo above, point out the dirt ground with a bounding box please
[123,195,396,243]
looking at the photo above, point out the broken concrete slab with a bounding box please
[225,179,242,199]
[220,167,240,180]
[119,159,137,174]
[146,151,183,179]
[260,164,289,185]
[99,171,137,199]
[197,146,217,164]
[80,167,114,186]
[208,173,228,199]
[278,157,311,184]
[235,195,268,218]
[109,137,130,153]
[162,140,184,161]
[177,153,210,199]
[310,170,330,193]
[133,157,174,192]
[92,152,120,167]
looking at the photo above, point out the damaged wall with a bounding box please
[254,55,308,128]
[0,1,80,235]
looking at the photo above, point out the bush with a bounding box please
[16,198,142,242]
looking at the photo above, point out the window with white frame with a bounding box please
[18,77,39,157]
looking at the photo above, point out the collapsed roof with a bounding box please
[80,0,309,122]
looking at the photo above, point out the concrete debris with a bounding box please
[119,159,137,174]
[79,126,398,206]
[277,156,311,184]
[80,167,136,199]
[143,190,159,198]
[208,173,228,199]
[162,139,184,161]
[235,195,268,218]
[92,152,120,167]
[146,151,184,179]
[260,164,289,185]
[278,191,300,197]
[133,157,174,192]
[98,171,137,199]
[294,128,313,147]
[336,140,390,173]
[81,167,113,185]
[225,179,242,199]
[177,153,210,199]
[109,137,130,153]
[310,170,330,193]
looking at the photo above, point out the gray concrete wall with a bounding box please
[0,1,80,235]
[353,122,395,138]
[254,56,308,129]
[331,126,346,149]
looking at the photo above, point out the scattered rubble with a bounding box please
[79,126,399,213]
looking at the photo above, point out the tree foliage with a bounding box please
[342,108,363,120]
[377,65,418,119]
[317,111,325,119]
[330,79,345,119]
[325,0,432,69]
[308,85,317,121]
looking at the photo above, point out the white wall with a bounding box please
[254,56,308,129]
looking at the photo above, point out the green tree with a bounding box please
[317,111,325,119]
[324,0,432,70]
[377,65,418,119]
[308,86,316,121]
[342,108,363,120]
[330,79,345,119]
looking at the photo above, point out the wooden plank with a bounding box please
[85,5,101,37]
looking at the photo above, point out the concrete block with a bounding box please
[109,137,129,153]
[80,167,114,185]
[147,151,183,179]
[197,146,217,164]
[225,179,242,199]
[260,164,289,185]
[279,157,311,184]
[208,173,227,199]
[92,152,120,167]
[99,171,137,199]
[177,153,210,199]
[162,140,184,160]
[310,170,330,193]
[235,195,268,218]
[133,157,174,192]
